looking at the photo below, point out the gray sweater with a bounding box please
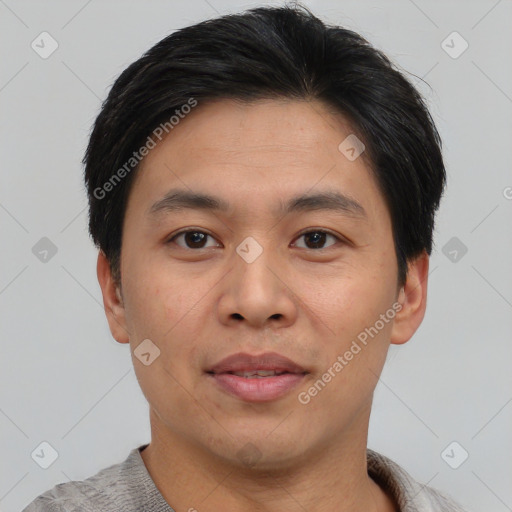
[22,444,468,511]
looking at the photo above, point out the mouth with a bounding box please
[212,369,298,378]
[205,352,308,402]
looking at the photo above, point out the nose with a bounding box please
[216,237,298,329]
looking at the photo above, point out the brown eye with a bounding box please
[168,230,219,249]
[294,230,341,250]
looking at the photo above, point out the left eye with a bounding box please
[293,230,341,250]
[167,229,342,250]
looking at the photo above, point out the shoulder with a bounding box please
[21,480,105,511]
[367,449,469,512]
[22,447,145,512]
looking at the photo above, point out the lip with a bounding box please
[207,351,307,374]
[206,352,308,402]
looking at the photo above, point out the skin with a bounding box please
[97,98,429,512]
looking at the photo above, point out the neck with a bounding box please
[140,408,396,512]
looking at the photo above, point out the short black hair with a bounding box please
[84,3,445,288]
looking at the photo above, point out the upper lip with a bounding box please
[207,352,308,374]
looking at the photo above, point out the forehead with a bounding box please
[149,98,362,161]
[127,98,385,223]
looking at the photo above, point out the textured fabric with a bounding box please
[23,444,467,511]
[366,449,467,512]
[22,444,172,512]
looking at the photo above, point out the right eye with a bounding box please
[166,229,221,250]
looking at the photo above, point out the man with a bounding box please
[23,4,468,511]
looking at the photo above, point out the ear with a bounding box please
[390,251,429,345]
[96,250,130,344]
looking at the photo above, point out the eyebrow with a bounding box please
[148,188,366,219]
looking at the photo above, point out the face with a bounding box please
[98,98,428,470]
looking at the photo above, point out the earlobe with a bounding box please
[96,251,130,344]
[390,251,429,345]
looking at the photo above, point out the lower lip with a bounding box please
[209,373,306,402]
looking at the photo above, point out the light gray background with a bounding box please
[1,0,511,511]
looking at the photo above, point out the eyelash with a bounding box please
[166,228,346,250]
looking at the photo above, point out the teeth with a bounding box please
[231,370,284,378]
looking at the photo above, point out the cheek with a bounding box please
[304,269,393,339]
[304,271,396,401]
[124,278,203,404]
[123,259,178,326]
[123,271,209,363]
[304,278,395,413]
